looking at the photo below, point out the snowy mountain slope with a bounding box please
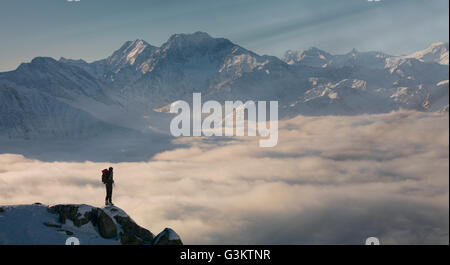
[0,80,177,162]
[284,47,333,68]
[284,79,396,116]
[0,82,125,139]
[404,42,449,65]
[0,57,111,102]
[282,43,449,114]
[0,53,176,138]
[0,57,138,133]
[283,43,448,74]
[0,203,182,245]
[90,39,159,87]
[283,47,391,69]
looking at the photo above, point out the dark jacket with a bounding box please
[105,170,114,184]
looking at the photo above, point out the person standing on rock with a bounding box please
[102,167,114,206]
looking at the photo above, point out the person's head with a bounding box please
[109,167,113,172]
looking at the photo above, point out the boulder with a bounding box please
[97,209,117,239]
[153,228,183,245]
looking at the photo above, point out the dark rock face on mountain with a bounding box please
[0,204,181,245]
[97,210,118,239]
[114,215,155,244]
[48,204,97,227]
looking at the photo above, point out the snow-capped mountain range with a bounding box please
[0,32,448,142]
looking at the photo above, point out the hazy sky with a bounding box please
[0,0,448,71]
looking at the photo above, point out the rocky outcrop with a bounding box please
[114,215,154,244]
[97,210,117,239]
[153,228,183,245]
[44,204,179,245]
[48,204,98,227]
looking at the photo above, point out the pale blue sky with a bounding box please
[0,0,448,71]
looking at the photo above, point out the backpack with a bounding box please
[101,169,108,183]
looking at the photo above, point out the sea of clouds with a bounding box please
[0,110,448,244]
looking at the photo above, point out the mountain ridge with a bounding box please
[0,32,448,145]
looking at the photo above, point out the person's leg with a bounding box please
[105,184,109,205]
[109,184,113,204]
[106,184,112,205]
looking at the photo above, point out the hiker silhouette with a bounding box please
[102,167,114,206]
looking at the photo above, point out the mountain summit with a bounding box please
[0,203,183,245]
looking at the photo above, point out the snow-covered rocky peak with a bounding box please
[59,57,88,65]
[219,53,270,76]
[99,32,250,79]
[0,203,183,245]
[329,49,390,69]
[106,39,156,70]
[283,47,332,67]
[283,47,390,69]
[164,31,222,48]
[17,57,61,72]
[405,42,449,65]
[157,31,237,61]
[125,31,269,82]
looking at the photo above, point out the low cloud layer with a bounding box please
[0,111,448,244]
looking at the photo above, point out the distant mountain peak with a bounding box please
[16,57,62,72]
[163,31,232,52]
[406,42,449,65]
[167,31,214,42]
[286,46,328,54]
[107,39,154,66]
[119,39,151,50]
[59,57,84,63]
[429,41,448,48]
[283,47,331,67]
[30,56,58,65]
[302,47,330,55]
[120,39,152,54]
